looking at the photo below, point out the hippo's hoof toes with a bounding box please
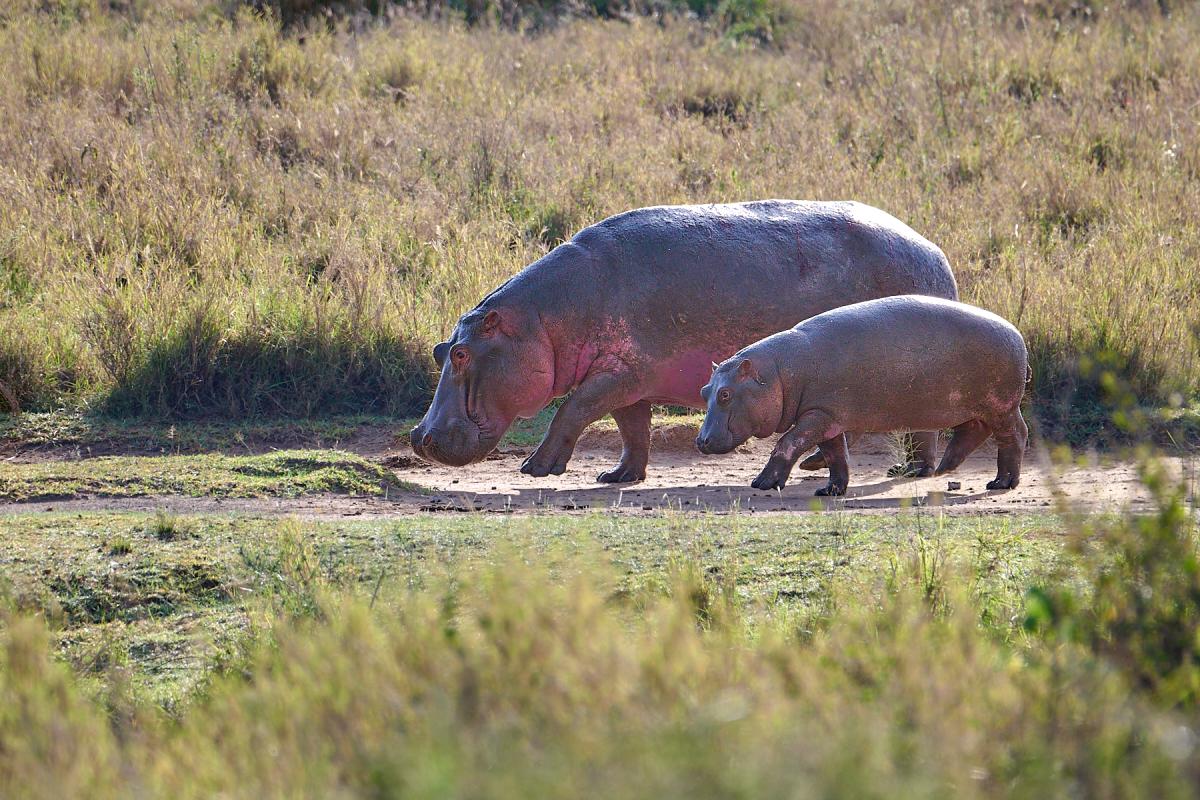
[751,475,787,491]
[986,476,1019,491]
[520,458,557,478]
[597,466,645,484]
[815,483,846,497]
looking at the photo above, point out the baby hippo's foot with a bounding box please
[887,461,936,478]
[986,474,1020,491]
[751,457,792,491]
[596,463,645,484]
[815,482,846,497]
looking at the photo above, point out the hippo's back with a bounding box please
[567,200,957,353]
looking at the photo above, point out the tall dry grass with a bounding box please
[0,0,1197,433]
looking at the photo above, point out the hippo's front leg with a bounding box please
[751,411,839,491]
[521,369,639,478]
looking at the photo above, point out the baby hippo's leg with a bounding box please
[814,434,850,497]
[796,432,860,471]
[986,409,1028,491]
[752,410,838,491]
[886,431,938,477]
[934,419,992,475]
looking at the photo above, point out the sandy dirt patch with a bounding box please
[6,426,1189,519]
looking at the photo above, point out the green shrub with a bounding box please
[1026,460,1200,708]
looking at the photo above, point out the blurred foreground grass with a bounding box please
[2,473,1200,796]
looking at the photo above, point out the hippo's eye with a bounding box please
[717,388,732,405]
[451,346,470,368]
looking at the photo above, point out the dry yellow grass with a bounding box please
[0,0,1197,438]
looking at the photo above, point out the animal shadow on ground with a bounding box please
[420,476,1008,513]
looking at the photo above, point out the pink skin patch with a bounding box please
[649,348,731,406]
[543,315,643,394]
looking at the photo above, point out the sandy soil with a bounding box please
[4,424,1192,519]
[380,426,1187,515]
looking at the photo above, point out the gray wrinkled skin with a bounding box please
[412,200,958,482]
[697,295,1030,495]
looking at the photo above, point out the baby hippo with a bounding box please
[696,295,1029,496]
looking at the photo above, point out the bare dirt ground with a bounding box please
[3,424,1192,519]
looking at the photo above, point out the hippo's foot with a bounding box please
[751,457,792,491]
[796,451,827,471]
[520,448,570,477]
[815,482,846,497]
[597,463,645,484]
[887,461,936,479]
[986,475,1019,491]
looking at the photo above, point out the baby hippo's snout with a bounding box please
[695,422,735,456]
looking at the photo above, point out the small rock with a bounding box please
[947,481,961,491]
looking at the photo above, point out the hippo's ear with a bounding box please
[433,341,451,367]
[711,361,720,372]
[481,309,502,335]
[736,358,764,386]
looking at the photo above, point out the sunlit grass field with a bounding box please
[0,0,1197,440]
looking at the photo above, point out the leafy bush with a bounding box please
[1026,460,1200,708]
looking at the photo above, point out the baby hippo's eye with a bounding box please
[717,388,732,405]
[451,346,470,367]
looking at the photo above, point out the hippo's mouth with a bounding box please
[413,420,503,467]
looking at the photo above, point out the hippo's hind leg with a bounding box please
[597,400,652,484]
[797,432,861,471]
[986,409,1028,491]
[814,434,850,497]
[934,419,991,475]
[521,369,638,478]
[886,431,938,477]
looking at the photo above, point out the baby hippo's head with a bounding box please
[696,356,783,455]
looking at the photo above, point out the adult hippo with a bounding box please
[410,200,958,482]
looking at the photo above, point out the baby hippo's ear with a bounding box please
[736,358,764,386]
[433,341,451,367]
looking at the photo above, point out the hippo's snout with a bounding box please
[696,428,735,456]
[410,419,485,467]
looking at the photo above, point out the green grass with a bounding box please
[0,405,636,455]
[1,508,1067,706]
[0,2,1197,439]
[3,479,1200,797]
[0,412,398,454]
[0,449,407,501]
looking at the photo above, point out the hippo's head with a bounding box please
[695,356,782,455]
[411,307,554,467]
